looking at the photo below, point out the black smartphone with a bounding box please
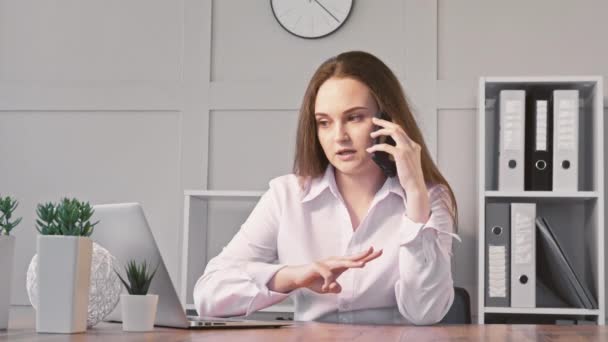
[371,111,397,177]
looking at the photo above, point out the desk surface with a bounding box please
[2,306,607,342]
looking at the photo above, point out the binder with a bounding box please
[536,217,596,309]
[525,92,553,191]
[510,203,536,308]
[552,90,579,191]
[498,90,526,191]
[536,277,569,308]
[485,203,511,307]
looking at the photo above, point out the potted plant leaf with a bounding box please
[35,198,98,333]
[0,195,22,330]
[115,260,159,332]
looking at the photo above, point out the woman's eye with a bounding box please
[348,114,362,121]
[317,120,329,127]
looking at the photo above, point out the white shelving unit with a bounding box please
[477,76,605,324]
[183,190,265,198]
[180,190,263,306]
[180,190,295,315]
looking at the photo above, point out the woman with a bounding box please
[194,51,460,325]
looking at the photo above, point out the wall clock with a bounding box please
[270,0,354,39]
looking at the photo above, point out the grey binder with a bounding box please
[485,203,511,307]
[552,90,579,191]
[536,217,596,309]
[510,203,536,308]
[499,90,526,191]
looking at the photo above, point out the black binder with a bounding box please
[485,203,510,307]
[524,90,553,191]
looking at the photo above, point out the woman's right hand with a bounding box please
[268,247,383,294]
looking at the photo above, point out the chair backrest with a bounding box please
[439,287,472,324]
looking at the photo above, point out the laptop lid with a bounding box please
[92,203,191,328]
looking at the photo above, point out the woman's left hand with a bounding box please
[366,116,425,193]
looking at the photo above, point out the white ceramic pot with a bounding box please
[36,235,92,333]
[0,235,16,330]
[120,294,158,332]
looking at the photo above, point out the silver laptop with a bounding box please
[92,202,292,329]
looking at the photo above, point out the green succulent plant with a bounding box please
[36,198,98,236]
[116,260,159,295]
[0,195,22,236]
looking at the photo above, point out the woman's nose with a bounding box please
[333,124,349,142]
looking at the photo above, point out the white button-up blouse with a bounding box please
[194,166,461,325]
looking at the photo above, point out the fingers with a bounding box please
[341,260,365,268]
[371,116,397,129]
[359,248,383,263]
[370,127,393,139]
[347,247,383,263]
[370,128,409,147]
[313,262,335,292]
[314,247,384,294]
[371,117,417,148]
[366,143,398,155]
[316,264,349,293]
[327,281,342,293]
[321,281,342,294]
[346,246,374,261]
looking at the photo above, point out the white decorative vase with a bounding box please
[0,235,16,330]
[26,242,122,328]
[120,294,158,332]
[36,235,92,333]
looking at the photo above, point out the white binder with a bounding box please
[510,203,536,308]
[552,90,579,191]
[499,90,526,191]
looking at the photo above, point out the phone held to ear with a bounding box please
[371,111,397,177]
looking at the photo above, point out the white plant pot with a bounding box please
[36,235,92,333]
[0,235,16,330]
[120,294,158,332]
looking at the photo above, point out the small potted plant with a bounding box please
[35,198,99,334]
[0,195,22,330]
[115,260,159,332]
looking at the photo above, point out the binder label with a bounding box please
[535,100,548,151]
[488,245,507,297]
[513,211,534,264]
[503,100,524,151]
[557,99,576,151]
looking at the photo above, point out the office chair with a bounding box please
[439,287,472,324]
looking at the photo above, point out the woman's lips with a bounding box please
[336,150,356,161]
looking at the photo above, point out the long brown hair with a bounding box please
[293,51,458,228]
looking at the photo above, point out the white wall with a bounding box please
[1,0,607,323]
[0,0,199,305]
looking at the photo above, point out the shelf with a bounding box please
[483,75,601,84]
[477,76,605,325]
[484,191,598,200]
[184,190,264,198]
[484,307,599,316]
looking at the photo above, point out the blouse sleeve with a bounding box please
[394,184,462,325]
[193,182,290,317]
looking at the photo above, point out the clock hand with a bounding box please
[312,0,339,23]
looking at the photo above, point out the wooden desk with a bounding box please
[2,306,607,341]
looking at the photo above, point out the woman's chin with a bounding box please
[332,158,375,176]
[331,160,358,174]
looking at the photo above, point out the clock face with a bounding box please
[270,0,353,39]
